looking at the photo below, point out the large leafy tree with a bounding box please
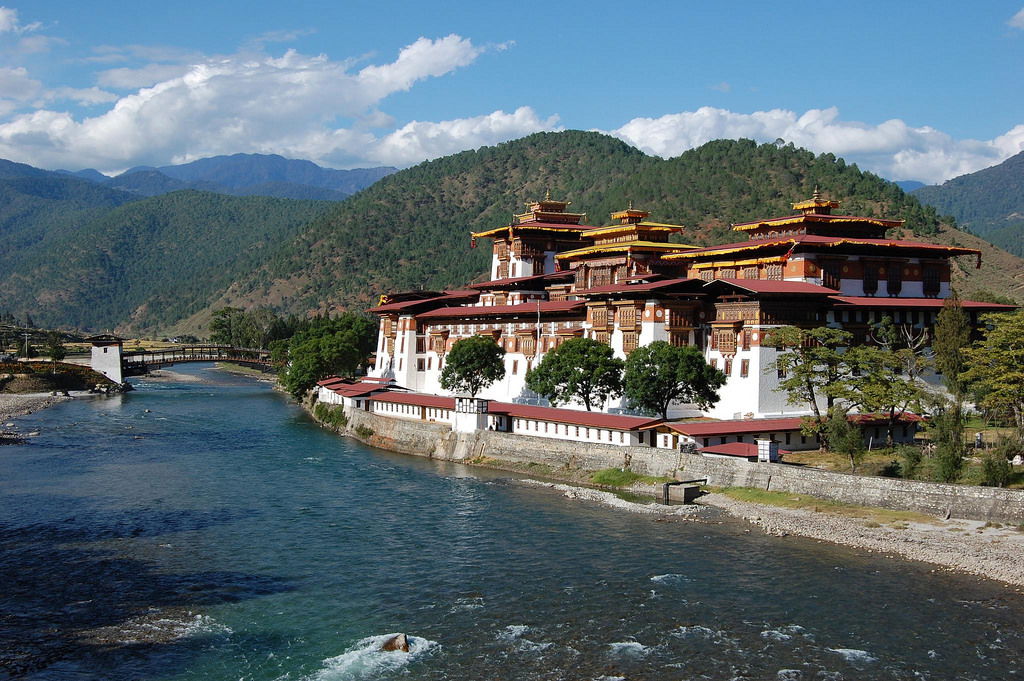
[525,337,624,411]
[963,309,1024,435]
[764,326,853,424]
[842,345,926,447]
[623,341,726,419]
[440,336,506,397]
[279,312,378,397]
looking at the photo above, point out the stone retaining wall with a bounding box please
[324,407,1024,523]
[678,454,1024,523]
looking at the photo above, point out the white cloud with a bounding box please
[47,86,118,106]
[710,81,731,93]
[370,107,560,166]
[0,65,41,100]
[0,6,40,34]
[1008,8,1024,29]
[610,106,1024,183]
[97,63,193,89]
[0,35,519,171]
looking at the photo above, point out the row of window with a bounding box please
[709,357,750,377]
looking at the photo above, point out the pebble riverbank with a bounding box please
[701,492,1024,588]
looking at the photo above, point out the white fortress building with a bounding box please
[363,192,1010,426]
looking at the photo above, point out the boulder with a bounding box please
[380,633,410,652]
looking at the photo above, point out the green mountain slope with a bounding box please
[0,173,136,278]
[913,151,1024,256]
[0,191,334,331]
[208,133,964,323]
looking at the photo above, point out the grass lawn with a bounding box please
[714,486,938,527]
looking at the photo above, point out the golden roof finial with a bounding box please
[812,186,821,201]
[545,188,551,201]
[628,199,633,210]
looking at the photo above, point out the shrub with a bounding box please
[313,403,348,430]
[354,424,374,439]
[894,444,923,479]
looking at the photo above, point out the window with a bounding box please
[923,266,940,297]
[742,266,758,279]
[821,261,841,290]
[785,432,791,445]
[699,269,714,282]
[622,332,639,354]
[427,357,432,370]
[887,264,903,296]
[710,358,718,370]
[416,358,425,371]
[740,359,750,377]
[777,364,786,379]
[724,359,733,375]
[742,328,752,350]
[512,360,519,374]
[766,264,783,280]
[415,337,425,353]
[669,332,688,347]
[863,262,878,296]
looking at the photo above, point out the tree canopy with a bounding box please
[623,342,726,419]
[525,337,624,411]
[440,336,506,397]
[963,309,1024,434]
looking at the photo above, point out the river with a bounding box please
[1,364,1021,680]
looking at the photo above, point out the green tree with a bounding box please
[525,337,624,411]
[623,341,726,419]
[843,345,926,448]
[44,331,66,374]
[440,336,506,397]
[933,292,971,404]
[963,309,1024,435]
[823,407,865,473]
[928,400,966,483]
[765,326,853,425]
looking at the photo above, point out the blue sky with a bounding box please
[2,1,1022,183]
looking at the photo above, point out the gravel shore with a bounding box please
[700,492,1024,589]
[519,479,1024,588]
[0,392,71,422]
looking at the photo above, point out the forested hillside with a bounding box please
[0,191,334,331]
[203,133,971,325]
[913,151,1024,257]
[4,133,1019,335]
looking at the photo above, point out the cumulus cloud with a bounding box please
[97,63,193,89]
[1009,8,1024,29]
[371,107,560,166]
[610,106,1024,184]
[0,35,553,171]
[0,6,40,34]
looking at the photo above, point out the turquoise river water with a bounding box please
[1,364,1022,681]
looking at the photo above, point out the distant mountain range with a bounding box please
[56,153,396,201]
[912,151,1024,257]
[2,135,1020,336]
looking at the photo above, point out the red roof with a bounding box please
[660,417,806,436]
[367,290,479,313]
[577,277,703,295]
[847,412,925,424]
[673,234,980,258]
[705,278,836,295]
[333,384,387,398]
[489,402,662,430]
[467,270,574,290]
[417,300,585,320]
[316,377,349,387]
[733,213,904,229]
[698,442,793,458]
[831,296,1016,310]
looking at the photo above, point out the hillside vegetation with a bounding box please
[3,133,1019,335]
[211,133,987,322]
[0,191,333,332]
[913,151,1024,257]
